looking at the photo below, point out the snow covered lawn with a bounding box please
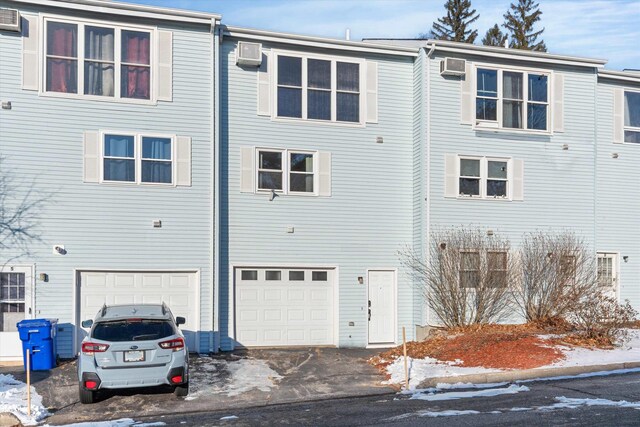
[383,329,640,389]
[0,373,49,425]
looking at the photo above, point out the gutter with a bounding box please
[598,69,640,84]
[223,25,419,57]
[8,0,221,24]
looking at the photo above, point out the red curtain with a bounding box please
[123,32,150,99]
[48,24,77,93]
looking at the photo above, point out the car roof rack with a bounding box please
[161,302,167,316]
[100,303,108,317]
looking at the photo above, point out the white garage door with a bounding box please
[235,267,335,347]
[78,271,198,351]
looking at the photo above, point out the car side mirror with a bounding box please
[175,317,186,326]
[81,319,93,328]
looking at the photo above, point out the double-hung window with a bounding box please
[459,250,508,288]
[276,53,361,123]
[624,91,640,143]
[458,157,509,199]
[256,149,316,194]
[102,133,173,184]
[460,251,480,288]
[488,251,508,288]
[475,67,549,131]
[45,18,151,100]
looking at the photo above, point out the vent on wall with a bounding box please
[440,57,466,77]
[0,8,20,32]
[236,41,262,67]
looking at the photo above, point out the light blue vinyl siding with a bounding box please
[220,40,415,349]
[0,3,214,356]
[595,79,640,309]
[426,53,598,322]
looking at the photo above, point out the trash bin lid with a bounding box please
[16,318,57,329]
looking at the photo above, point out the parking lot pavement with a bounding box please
[15,347,392,425]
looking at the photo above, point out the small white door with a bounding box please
[597,253,618,298]
[0,266,33,361]
[368,270,395,345]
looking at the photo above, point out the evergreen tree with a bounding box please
[425,0,480,43]
[503,0,546,51]
[482,24,508,47]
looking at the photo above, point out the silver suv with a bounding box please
[78,303,189,404]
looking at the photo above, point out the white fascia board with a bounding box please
[598,69,640,84]
[224,26,419,57]
[9,0,221,24]
[427,42,607,69]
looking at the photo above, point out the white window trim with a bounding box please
[597,251,619,290]
[457,155,512,200]
[473,63,552,134]
[623,89,640,144]
[99,130,176,186]
[254,147,318,196]
[270,49,366,127]
[39,14,157,105]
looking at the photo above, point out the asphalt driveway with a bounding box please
[1,348,393,425]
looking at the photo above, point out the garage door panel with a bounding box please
[80,271,198,352]
[235,268,334,347]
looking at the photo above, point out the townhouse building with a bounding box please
[2,0,640,360]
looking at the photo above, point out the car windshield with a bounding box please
[92,319,176,342]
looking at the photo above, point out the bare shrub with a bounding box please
[514,231,598,323]
[568,293,638,347]
[400,228,516,328]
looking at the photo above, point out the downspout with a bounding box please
[424,43,434,326]
[211,18,221,352]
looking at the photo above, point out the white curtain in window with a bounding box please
[85,27,114,96]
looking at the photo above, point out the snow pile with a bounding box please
[384,356,500,389]
[44,420,166,427]
[548,330,640,369]
[410,383,529,401]
[539,396,640,411]
[0,373,49,425]
[186,358,282,400]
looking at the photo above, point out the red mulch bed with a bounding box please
[371,323,566,371]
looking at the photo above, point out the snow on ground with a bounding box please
[386,409,481,421]
[384,357,501,389]
[409,384,529,401]
[186,358,282,400]
[545,330,640,369]
[43,420,166,427]
[384,330,640,387]
[0,373,49,425]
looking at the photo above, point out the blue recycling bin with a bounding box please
[16,318,58,371]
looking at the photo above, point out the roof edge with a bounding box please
[425,40,607,68]
[8,0,221,24]
[599,69,640,83]
[223,25,419,57]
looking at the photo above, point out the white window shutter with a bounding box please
[175,136,192,186]
[257,50,271,116]
[240,147,254,192]
[366,61,378,123]
[512,159,524,201]
[613,88,624,144]
[318,151,332,197]
[444,154,458,198]
[83,131,100,183]
[552,74,564,133]
[157,30,173,102]
[460,62,473,125]
[22,15,39,91]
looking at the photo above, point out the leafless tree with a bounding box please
[400,228,516,328]
[514,231,598,322]
[0,156,45,263]
[570,292,637,346]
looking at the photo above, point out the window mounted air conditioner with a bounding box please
[440,57,466,77]
[0,8,20,32]
[236,41,262,67]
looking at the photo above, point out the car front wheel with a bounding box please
[174,382,189,397]
[79,384,96,404]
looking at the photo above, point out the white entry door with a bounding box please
[368,270,395,345]
[0,266,33,361]
[597,253,618,299]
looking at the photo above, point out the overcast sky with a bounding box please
[125,0,639,70]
